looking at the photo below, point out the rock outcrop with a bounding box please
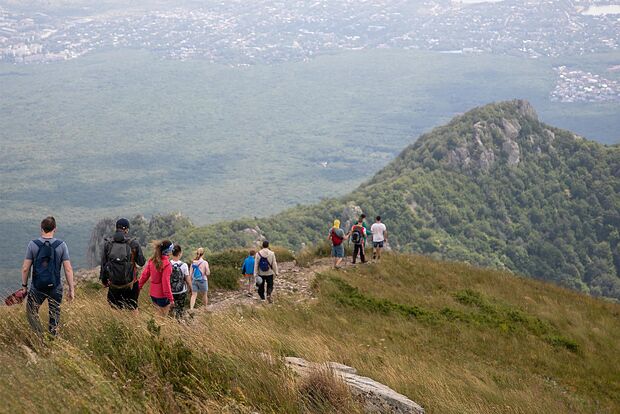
[341,204,364,230]
[285,357,425,414]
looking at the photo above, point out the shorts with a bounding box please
[331,244,345,258]
[192,279,208,293]
[373,241,385,248]
[151,296,171,308]
[107,283,139,310]
[244,274,254,278]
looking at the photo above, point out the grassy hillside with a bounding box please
[177,101,620,300]
[0,253,618,413]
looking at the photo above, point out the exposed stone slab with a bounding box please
[285,357,425,414]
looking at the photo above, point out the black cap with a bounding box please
[116,218,130,230]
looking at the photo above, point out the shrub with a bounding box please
[210,266,241,290]
[297,368,361,414]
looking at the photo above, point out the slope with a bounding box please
[0,253,618,413]
[176,100,620,300]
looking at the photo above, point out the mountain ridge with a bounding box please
[162,100,619,300]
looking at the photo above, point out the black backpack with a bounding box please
[170,263,186,294]
[350,226,363,245]
[104,239,135,287]
[32,240,63,290]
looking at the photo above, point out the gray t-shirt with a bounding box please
[25,237,70,270]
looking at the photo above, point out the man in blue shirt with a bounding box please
[21,216,75,337]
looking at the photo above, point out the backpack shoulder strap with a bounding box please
[32,239,44,248]
[51,240,63,249]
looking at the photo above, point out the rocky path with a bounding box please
[207,258,341,312]
[74,258,350,313]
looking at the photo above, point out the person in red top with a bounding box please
[138,240,174,316]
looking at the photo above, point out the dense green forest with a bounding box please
[174,101,620,300]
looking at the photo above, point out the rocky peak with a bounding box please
[443,100,548,172]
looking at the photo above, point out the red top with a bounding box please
[138,256,174,303]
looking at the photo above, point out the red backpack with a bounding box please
[331,228,344,246]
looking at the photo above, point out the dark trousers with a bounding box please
[352,243,366,264]
[26,285,63,336]
[172,293,187,319]
[257,275,274,300]
[107,282,139,310]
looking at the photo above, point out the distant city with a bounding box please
[1,0,619,102]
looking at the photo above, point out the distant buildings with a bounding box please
[551,66,620,103]
[0,0,618,68]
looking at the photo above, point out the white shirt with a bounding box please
[371,222,387,242]
[170,260,189,276]
[170,259,190,294]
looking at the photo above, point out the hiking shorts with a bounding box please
[192,279,208,293]
[373,241,385,249]
[151,296,171,308]
[331,244,345,258]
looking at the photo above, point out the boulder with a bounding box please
[285,357,425,414]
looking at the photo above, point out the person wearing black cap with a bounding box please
[100,218,146,310]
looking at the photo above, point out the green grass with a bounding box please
[0,252,618,413]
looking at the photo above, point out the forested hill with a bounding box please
[165,100,619,299]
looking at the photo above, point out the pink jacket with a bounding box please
[139,257,174,303]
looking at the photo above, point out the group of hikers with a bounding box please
[17,213,386,337]
[328,214,388,269]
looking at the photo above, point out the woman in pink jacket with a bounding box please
[139,240,174,316]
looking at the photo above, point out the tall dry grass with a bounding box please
[0,253,618,413]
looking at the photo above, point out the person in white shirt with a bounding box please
[170,244,191,319]
[370,216,388,262]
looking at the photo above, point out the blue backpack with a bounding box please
[191,262,204,281]
[32,240,63,290]
[258,253,271,272]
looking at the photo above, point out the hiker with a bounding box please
[170,244,191,319]
[254,240,278,303]
[347,218,367,264]
[241,249,256,296]
[328,219,346,269]
[20,216,75,337]
[371,216,388,262]
[189,247,210,310]
[360,214,372,246]
[138,240,174,317]
[100,218,146,311]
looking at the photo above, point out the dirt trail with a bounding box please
[207,258,343,312]
[74,258,354,313]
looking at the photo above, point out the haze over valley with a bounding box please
[1,0,619,293]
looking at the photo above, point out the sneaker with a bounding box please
[267,296,273,304]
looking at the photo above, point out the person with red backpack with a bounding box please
[328,219,346,269]
[347,218,367,264]
[20,216,75,337]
